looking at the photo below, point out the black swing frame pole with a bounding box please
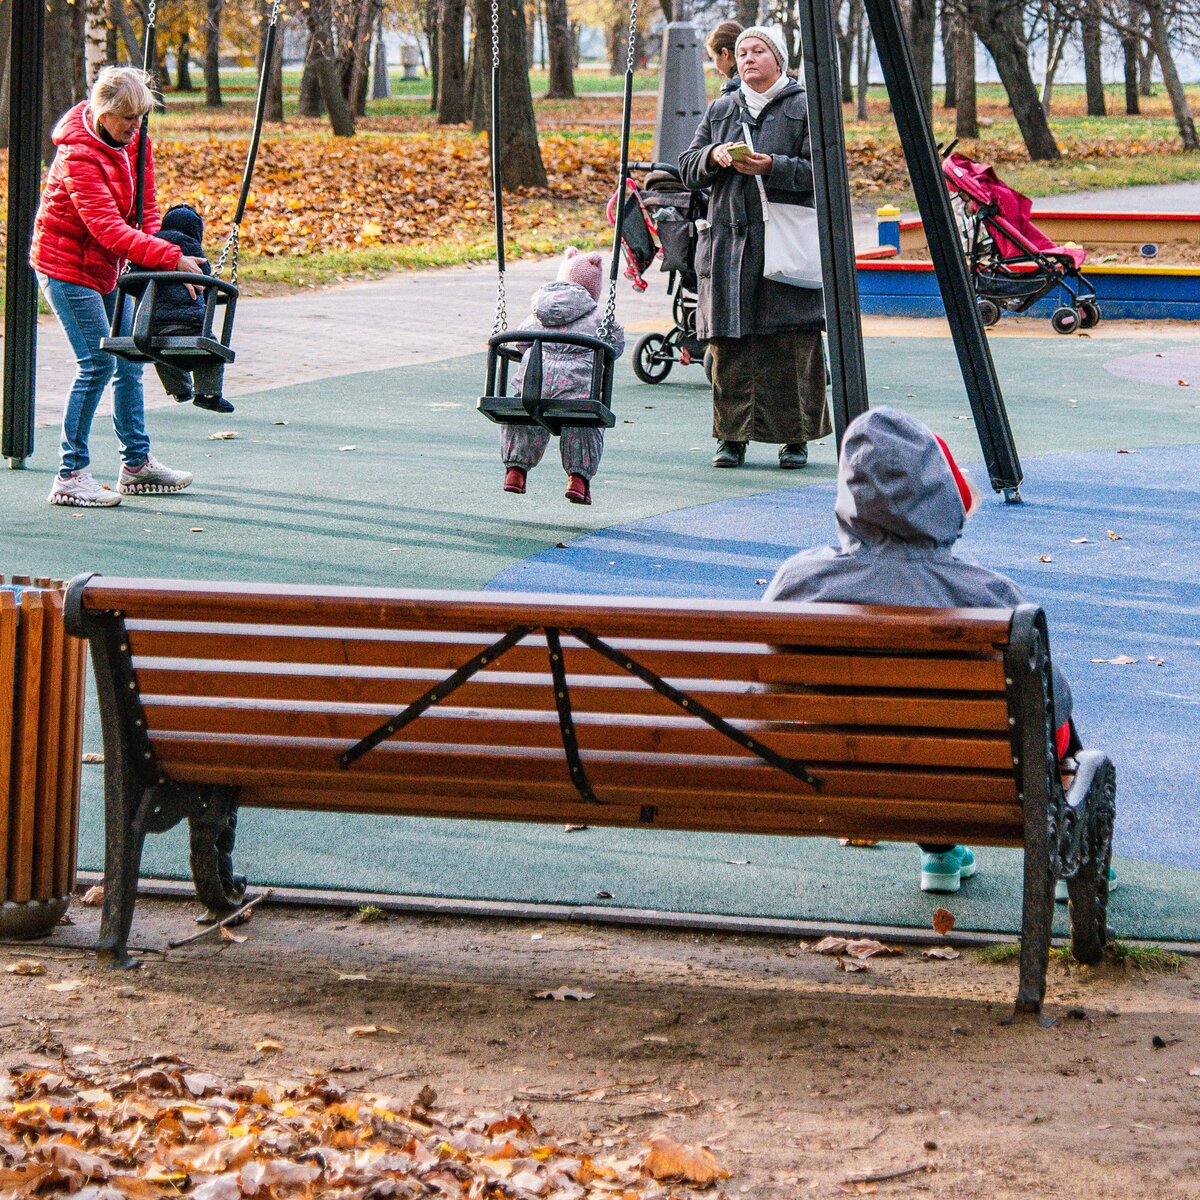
[862,0,1023,499]
[606,7,637,297]
[491,40,506,285]
[133,6,157,229]
[2,0,46,466]
[232,15,279,229]
[795,0,869,450]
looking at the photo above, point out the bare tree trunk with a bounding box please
[0,0,12,147]
[1145,0,1198,148]
[425,0,440,111]
[496,0,545,187]
[965,0,1059,159]
[1081,0,1105,116]
[347,0,379,116]
[110,0,141,62]
[299,33,325,116]
[44,0,84,163]
[258,0,284,121]
[176,30,193,90]
[545,0,574,98]
[1138,38,1154,95]
[306,0,356,134]
[836,0,855,104]
[74,0,90,98]
[908,0,936,115]
[955,15,977,137]
[855,12,870,120]
[608,18,622,76]
[735,0,756,25]
[438,0,468,122]
[84,0,109,87]
[1040,11,1071,114]
[468,0,488,131]
[942,1,957,108]
[205,0,223,107]
[1120,0,1140,113]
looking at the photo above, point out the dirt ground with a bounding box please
[3,897,1199,1199]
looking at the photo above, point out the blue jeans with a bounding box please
[37,274,150,477]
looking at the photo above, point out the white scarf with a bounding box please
[740,72,789,118]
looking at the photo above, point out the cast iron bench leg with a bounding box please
[96,788,150,969]
[189,786,247,917]
[1066,754,1117,965]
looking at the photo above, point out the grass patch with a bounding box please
[355,904,386,923]
[977,939,1187,974]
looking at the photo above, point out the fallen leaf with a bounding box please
[755,578,768,585]
[346,1025,378,1037]
[563,823,588,832]
[6,960,46,976]
[725,858,750,865]
[642,1034,670,1043]
[46,979,87,992]
[1038,555,1053,563]
[922,946,961,960]
[219,927,247,944]
[814,937,900,959]
[932,908,956,936]
[838,1182,879,1196]
[1070,538,1089,544]
[838,958,869,972]
[536,987,595,1001]
[1188,1066,1200,1077]
[1178,379,1190,387]
[1106,530,1122,540]
[1090,655,1138,665]
[189,527,204,533]
[81,885,104,906]
[336,973,370,981]
[338,445,358,452]
[839,838,879,847]
[271,420,288,426]
[82,751,105,764]
[594,890,613,899]
[414,1084,437,1109]
[643,1133,730,1185]
[254,1038,284,1053]
[208,431,238,440]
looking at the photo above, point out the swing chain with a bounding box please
[625,0,639,74]
[268,0,281,26]
[213,224,241,286]
[492,272,507,336]
[146,0,157,29]
[490,0,501,70]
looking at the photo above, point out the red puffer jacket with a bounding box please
[30,101,181,293]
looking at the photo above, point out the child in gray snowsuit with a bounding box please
[502,247,625,506]
[764,407,1088,897]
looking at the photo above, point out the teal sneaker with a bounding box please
[1055,865,1118,903]
[953,845,977,879]
[920,850,962,893]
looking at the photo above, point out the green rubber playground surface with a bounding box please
[4,330,1197,941]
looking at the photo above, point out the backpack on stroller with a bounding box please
[943,150,1100,335]
[608,162,711,382]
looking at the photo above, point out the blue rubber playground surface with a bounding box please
[3,324,1198,942]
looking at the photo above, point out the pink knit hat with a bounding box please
[557,246,604,301]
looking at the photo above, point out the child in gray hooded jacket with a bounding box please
[764,407,1080,895]
[502,248,625,506]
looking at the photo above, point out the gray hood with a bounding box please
[531,280,597,329]
[835,407,964,551]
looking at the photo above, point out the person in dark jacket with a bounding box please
[132,203,233,414]
[704,20,742,95]
[763,407,1103,896]
[679,26,831,471]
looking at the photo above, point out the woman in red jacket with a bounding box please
[31,67,204,507]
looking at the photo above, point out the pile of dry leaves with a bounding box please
[0,1053,730,1199]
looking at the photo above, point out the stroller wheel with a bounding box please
[1051,305,1081,335]
[633,332,674,384]
[1078,299,1101,330]
[976,297,1001,328]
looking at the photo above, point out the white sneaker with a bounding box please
[118,454,193,495]
[48,470,122,507]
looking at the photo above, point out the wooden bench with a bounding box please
[63,574,1117,1021]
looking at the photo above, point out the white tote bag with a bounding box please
[743,123,823,289]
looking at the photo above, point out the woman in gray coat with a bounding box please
[678,26,831,470]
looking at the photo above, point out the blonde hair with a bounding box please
[90,67,156,121]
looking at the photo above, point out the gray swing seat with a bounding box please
[477,329,618,436]
[101,272,238,370]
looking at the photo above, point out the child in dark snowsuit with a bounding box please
[763,407,1104,897]
[502,247,624,506]
[132,203,233,414]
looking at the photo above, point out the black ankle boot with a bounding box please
[712,440,747,468]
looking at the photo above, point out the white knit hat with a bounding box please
[734,26,789,73]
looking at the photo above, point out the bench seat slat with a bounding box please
[149,733,1018,803]
[140,699,1014,770]
[82,579,1014,649]
[191,778,1024,844]
[125,626,1006,693]
[134,668,1009,731]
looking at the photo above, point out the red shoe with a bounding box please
[565,474,591,505]
[504,467,526,494]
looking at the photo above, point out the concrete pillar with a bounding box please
[653,22,708,169]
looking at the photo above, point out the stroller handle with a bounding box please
[937,137,960,160]
[630,161,681,179]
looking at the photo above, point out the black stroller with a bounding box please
[609,162,711,383]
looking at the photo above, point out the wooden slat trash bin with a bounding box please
[0,578,87,938]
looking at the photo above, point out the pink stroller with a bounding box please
[943,151,1099,334]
